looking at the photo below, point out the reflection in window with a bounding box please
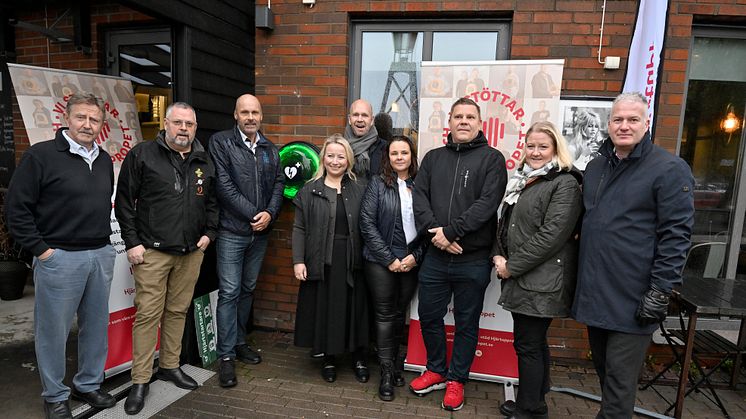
[432,32,499,61]
[679,34,746,276]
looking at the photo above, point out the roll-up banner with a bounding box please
[408,60,564,382]
[9,63,143,377]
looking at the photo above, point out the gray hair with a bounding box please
[66,92,105,116]
[612,92,648,110]
[165,102,196,120]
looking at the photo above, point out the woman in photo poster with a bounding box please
[427,101,446,134]
[492,121,582,419]
[292,135,370,384]
[567,109,604,171]
[360,136,426,402]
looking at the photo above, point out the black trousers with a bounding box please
[587,326,652,419]
[512,313,553,411]
[364,261,418,362]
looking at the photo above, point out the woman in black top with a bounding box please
[360,136,426,401]
[292,134,369,383]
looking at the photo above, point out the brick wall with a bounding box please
[252,0,746,360]
[11,2,155,158]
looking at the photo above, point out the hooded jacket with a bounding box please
[413,131,507,261]
[115,131,219,255]
[572,133,694,334]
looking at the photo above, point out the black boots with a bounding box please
[378,360,395,401]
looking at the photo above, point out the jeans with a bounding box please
[216,232,269,358]
[588,326,652,419]
[364,261,418,362]
[33,245,116,402]
[417,253,492,383]
[512,313,553,411]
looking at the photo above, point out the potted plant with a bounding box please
[0,190,31,301]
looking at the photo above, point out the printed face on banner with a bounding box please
[418,61,564,174]
[8,64,143,172]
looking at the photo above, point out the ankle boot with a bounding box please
[393,352,405,387]
[378,360,395,401]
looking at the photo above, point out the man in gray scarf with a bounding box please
[344,99,386,180]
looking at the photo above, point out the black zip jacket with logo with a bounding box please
[115,131,219,254]
[413,131,507,261]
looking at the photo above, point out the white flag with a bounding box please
[622,0,670,127]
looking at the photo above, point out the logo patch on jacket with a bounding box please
[195,167,204,196]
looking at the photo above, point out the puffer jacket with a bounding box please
[291,175,364,281]
[115,131,219,254]
[493,168,583,317]
[360,174,427,266]
[208,128,284,236]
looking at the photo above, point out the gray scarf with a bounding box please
[502,160,557,206]
[344,125,379,176]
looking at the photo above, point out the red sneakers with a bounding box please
[409,370,447,396]
[442,380,464,411]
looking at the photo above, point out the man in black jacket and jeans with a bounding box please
[410,97,507,411]
[116,102,218,415]
[208,94,284,388]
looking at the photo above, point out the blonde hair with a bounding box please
[520,121,574,171]
[312,134,357,181]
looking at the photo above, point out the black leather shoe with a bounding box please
[507,403,548,419]
[155,367,198,390]
[321,364,336,383]
[44,400,72,419]
[500,400,516,416]
[235,344,262,364]
[219,357,237,388]
[71,387,116,409]
[124,384,148,416]
[353,360,370,383]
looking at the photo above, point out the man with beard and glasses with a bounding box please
[208,94,284,388]
[115,102,219,415]
[6,92,116,419]
[344,99,387,181]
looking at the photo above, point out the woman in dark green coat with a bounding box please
[492,121,583,419]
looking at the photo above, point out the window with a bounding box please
[679,27,746,278]
[350,21,510,136]
[105,27,172,141]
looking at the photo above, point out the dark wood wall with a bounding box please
[123,0,256,134]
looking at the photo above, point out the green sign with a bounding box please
[193,291,217,367]
[279,141,320,199]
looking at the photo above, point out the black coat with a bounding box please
[292,176,364,281]
[359,175,427,266]
[115,132,219,254]
[572,133,694,334]
[413,131,507,261]
[208,128,284,236]
[494,168,583,318]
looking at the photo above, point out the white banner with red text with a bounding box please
[407,60,564,382]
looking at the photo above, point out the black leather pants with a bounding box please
[364,261,418,362]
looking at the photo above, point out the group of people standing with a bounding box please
[6,90,694,419]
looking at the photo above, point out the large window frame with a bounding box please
[678,25,746,280]
[348,19,511,116]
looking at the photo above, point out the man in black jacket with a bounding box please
[208,94,284,388]
[410,97,507,411]
[115,102,218,415]
[572,92,694,418]
[6,93,116,419]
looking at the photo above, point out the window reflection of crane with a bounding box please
[380,33,419,131]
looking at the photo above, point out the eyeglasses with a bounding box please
[166,119,196,128]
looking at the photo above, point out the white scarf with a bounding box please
[502,160,557,206]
